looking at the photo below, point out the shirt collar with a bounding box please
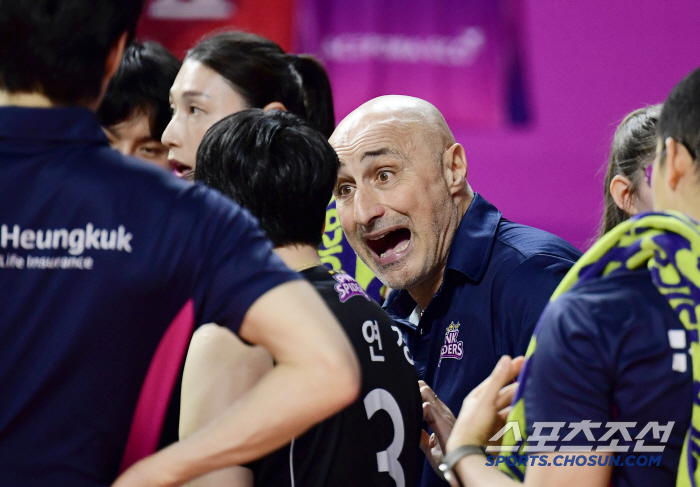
[384,193,502,319]
[0,106,107,144]
[445,192,502,282]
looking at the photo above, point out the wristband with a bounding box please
[438,445,486,486]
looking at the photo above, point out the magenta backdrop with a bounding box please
[296,0,523,128]
[295,0,700,250]
[454,0,700,250]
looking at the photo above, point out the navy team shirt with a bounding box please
[0,107,300,486]
[384,193,581,487]
[516,269,692,486]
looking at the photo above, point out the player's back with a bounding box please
[0,106,296,485]
[249,266,422,487]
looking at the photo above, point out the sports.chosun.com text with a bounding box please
[486,454,661,468]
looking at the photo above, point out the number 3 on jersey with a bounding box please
[364,388,405,487]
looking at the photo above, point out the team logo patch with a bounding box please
[332,272,370,302]
[439,322,464,366]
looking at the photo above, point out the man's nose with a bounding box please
[353,185,385,227]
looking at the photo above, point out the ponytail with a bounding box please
[188,32,335,138]
[597,105,661,238]
[289,55,335,138]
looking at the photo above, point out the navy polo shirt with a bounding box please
[384,193,581,487]
[0,107,299,486]
[516,269,691,487]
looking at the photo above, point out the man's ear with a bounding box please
[104,32,128,90]
[610,175,636,215]
[89,32,128,110]
[262,101,287,112]
[664,137,691,191]
[443,143,467,196]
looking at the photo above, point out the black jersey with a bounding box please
[249,266,422,487]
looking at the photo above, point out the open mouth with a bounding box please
[365,228,411,262]
[169,160,194,180]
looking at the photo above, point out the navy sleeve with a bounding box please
[525,294,612,419]
[521,294,612,448]
[186,187,302,334]
[496,254,575,357]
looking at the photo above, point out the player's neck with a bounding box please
[273,244,323,272]
[0,90,54,108]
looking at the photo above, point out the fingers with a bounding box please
[420,429,432,455]
[510,356,525,379]
[495,382,518,411]
[466,355,513,407]
[420,381,443,425]
[419,381,439,404]
[422,399,435,423]
[497,406,512,424]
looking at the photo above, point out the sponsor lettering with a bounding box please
[1,224,132,256]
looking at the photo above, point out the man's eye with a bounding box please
[378,171,390,182]
[140,145,166,158]
[338,185,353,196]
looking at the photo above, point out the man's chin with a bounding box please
[367,259,419,291]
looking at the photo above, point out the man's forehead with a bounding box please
[331,97,451,156]
[332,114,425,155]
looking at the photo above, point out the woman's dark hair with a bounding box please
[195,109,339,248]
[185,31,335,138]
[0,0,144,105]
[97,41,181,140]
[599,105,661,237]
[658,66,700,169]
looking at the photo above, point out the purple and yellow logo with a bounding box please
[439,322,464,366]
[332,272,370,303]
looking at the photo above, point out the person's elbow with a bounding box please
[318,323,361,411]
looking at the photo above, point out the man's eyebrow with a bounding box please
[361,147,398,161]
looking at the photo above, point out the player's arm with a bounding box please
[112,279,361,487]
[453,454,611,487]
[445,357,612,487]
[449,292,615,487]
[179,323,272,487]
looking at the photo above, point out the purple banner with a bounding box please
[296,0,526,128]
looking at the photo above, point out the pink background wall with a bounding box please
[454,0,700,250]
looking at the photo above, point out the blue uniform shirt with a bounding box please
[384,193,581,486]
[0,107,299,486]
[517,269,692,487]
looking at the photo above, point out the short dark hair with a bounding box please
[186,31,335,138]
[0,0,144,105]
[599,105,661,237]
[195,109,339,248]
[97,41,181,141]
[658,66,700,167]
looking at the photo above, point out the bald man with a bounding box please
[330,96,582,486]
